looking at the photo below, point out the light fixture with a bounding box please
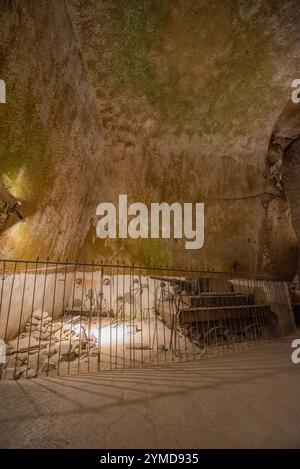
[9,201,24,221]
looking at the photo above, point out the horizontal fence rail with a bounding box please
[0,260,296,380]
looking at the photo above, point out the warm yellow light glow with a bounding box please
[5,217,26,239]
[1,214,34,259]
[2,168,26,201]
[65,322,138,346]
[94,325,125,346]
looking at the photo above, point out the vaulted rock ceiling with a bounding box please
[0,0,300,277]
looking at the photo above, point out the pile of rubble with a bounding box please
[1,309,96,380]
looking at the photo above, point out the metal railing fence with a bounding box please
[0,259,295,380]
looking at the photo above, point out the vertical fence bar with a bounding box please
[25,259,39,379]
[36,259,49,375]
[171,263,185,361]
[138,264,144,368]
[194,275,202,357]
[159,265,167,364]
[0,260,6,333]
[46,259,59,377]
[276,280,286,338]
[146,268,152,366]
[4,261,17,344]
[69,261,78,375]
[153,274,159,366]
[238,276,246,348]
[261,279,271,340]
[166,268,175,362]
[115,260,119,369]
[282,280,295,333]
[97,261,103,372]
[0,260,6,380]
[77,261,84,374]
[14,261,28,378]
[122,262,126,369]
[57,259,68,376]
[109,262,112,370]
[88,261,95,373]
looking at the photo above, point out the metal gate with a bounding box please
[0,259,295,380]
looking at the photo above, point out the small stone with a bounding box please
[26,368,37,379]
[43,323,52,333]
[42,317,52,325]
[29,317,40,327]
[59,340,72,355]
[19,364,28,373]
[60,351,76,362]
[6,345,15,355]
[16,352,28,363]
[27,354,38,369]
[12,337,40,352]
[33,309,49,321]
[70,340,80,353]
[53,327,69,341]
[7,354,27,368]
[25,324,38,332]
[31,331,42,340]
[158,344,168,352]
[42,359,57,373]
[80,327,88,341]
[32,309,42,319]
[3,367,21,380]
[46,345,58,357]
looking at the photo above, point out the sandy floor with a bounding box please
[0,331,300,449]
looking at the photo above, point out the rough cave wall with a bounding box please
[0,0,104,260]
[67,0,300,277]
[282,136,300,277]
[0,0,299,278]
[266,100,300,279]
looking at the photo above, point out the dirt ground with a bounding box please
[0,331,300,449]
